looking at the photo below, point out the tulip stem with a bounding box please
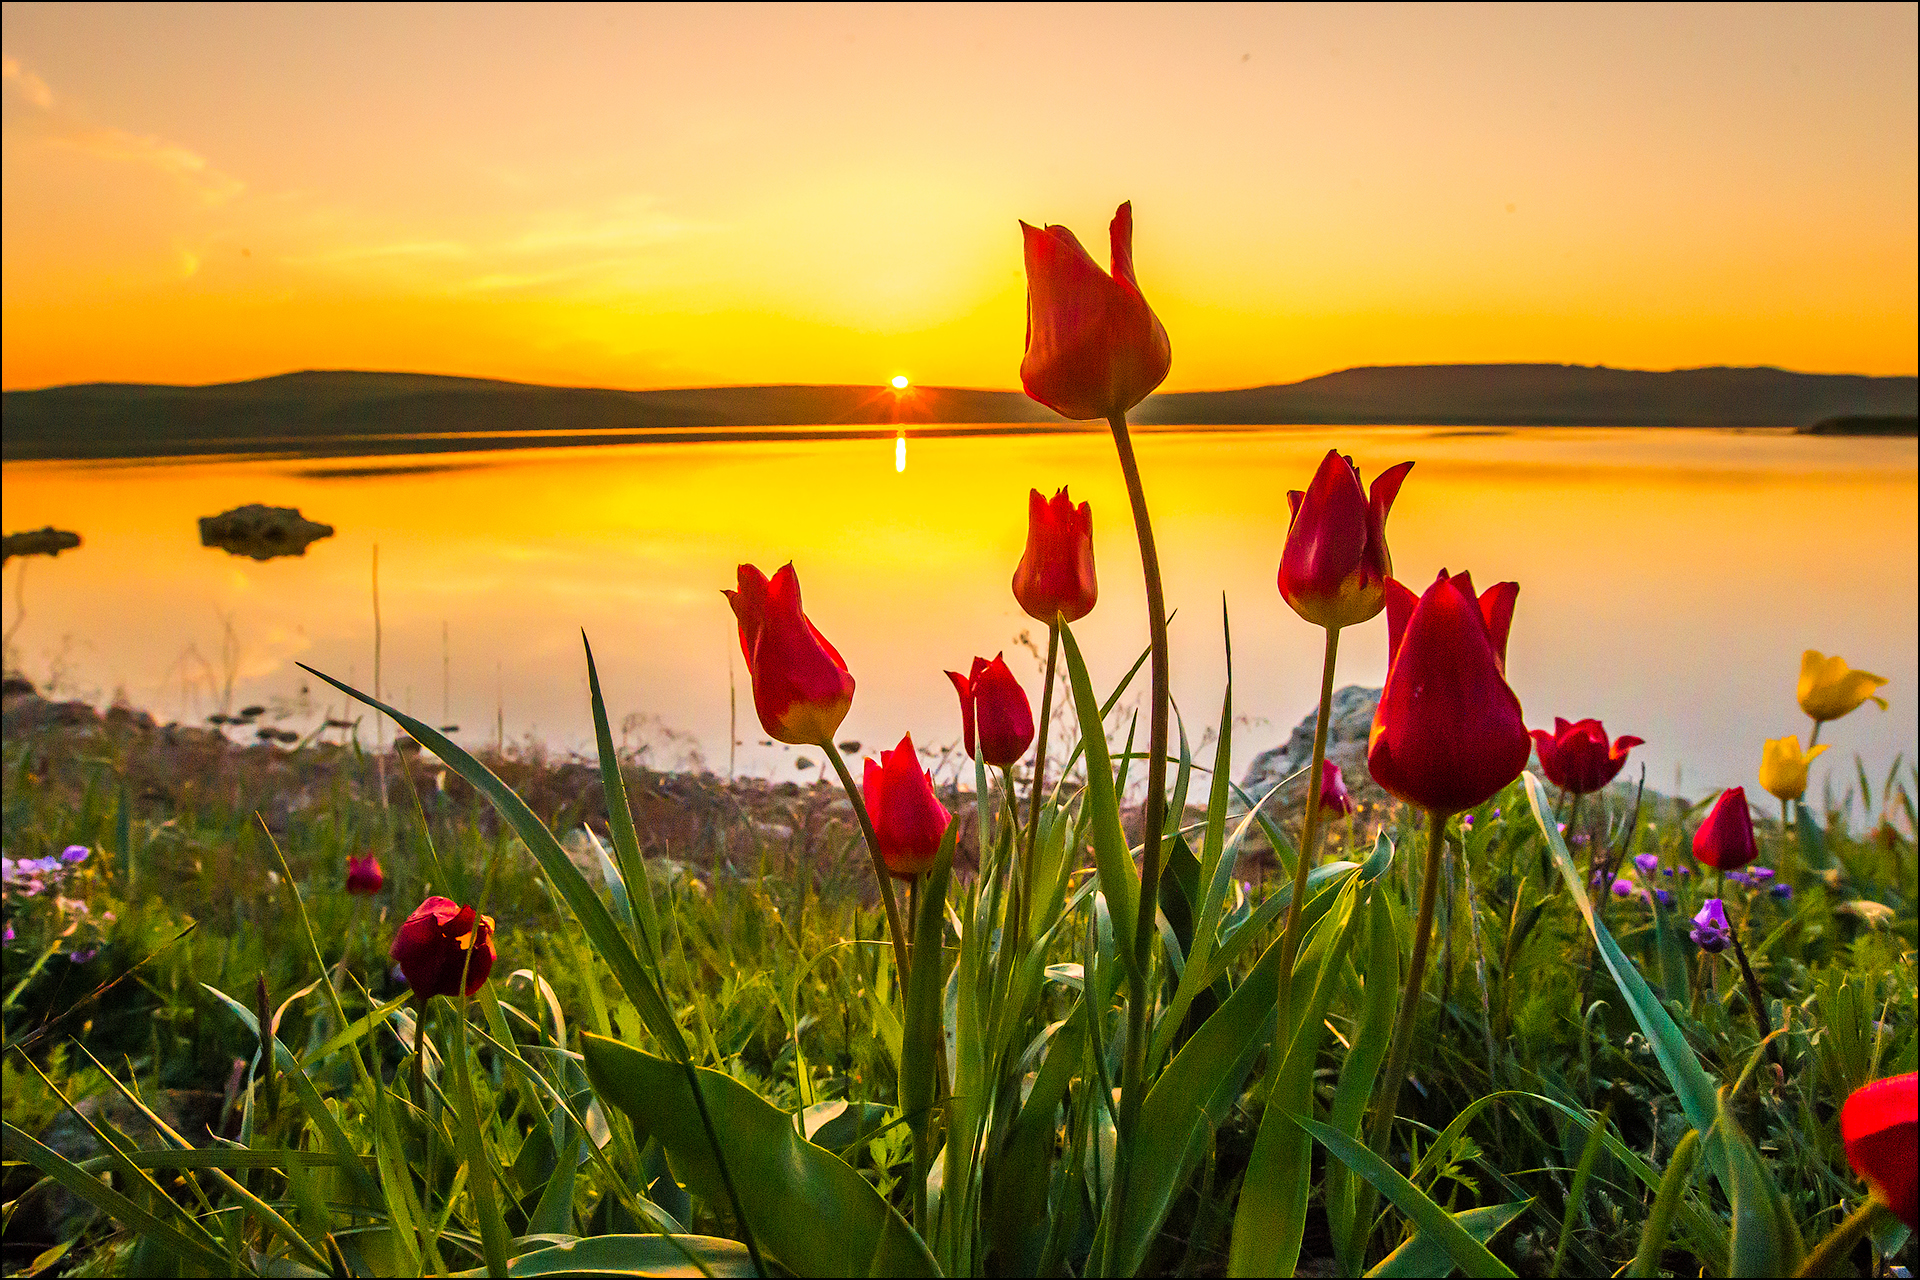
[1794,1195,1887,1277]
[1366,808,1449,1170]
[411,994,427,1107]
[1019,621,1062,958]
[1278,624,1341,1026]
[824,742,912,995]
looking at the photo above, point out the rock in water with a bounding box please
[1238,685,1384,811]
[198,504,334,560]
[2,527,81,561]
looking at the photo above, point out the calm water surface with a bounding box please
[4,426,1915,802]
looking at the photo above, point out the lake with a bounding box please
[3,425,1915,807]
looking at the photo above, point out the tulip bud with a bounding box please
[1318,760,1357,818]
[1012,487,1097,625]
[390,896,496,999]
[1841,1073,1919,1231]
[1019,202,1171,422]
[724,563,855,747]
[1277,451,1414,629]
[1530,718,1644,796]
[1366,570,1530,818]
[1689,898,1731,952]
[1691,787,1759,871]
[1759,734,1827,803]
[862,733,952,877]
[345,853,383,896]
[1798,651,1889,723]
[946,654,1035,767]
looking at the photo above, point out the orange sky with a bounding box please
[3,2,1915,393]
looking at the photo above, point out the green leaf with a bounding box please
[1056,621,1141,981]
[582,1035,938,1278]
[1628,1129,1700,1278]
[1369,1202,1530,1278]
[1794,804,1833,870]
[1720,1089,1805,1277]
[1330,881,1399,1273]
[1292,1113,1516,1278]
[449,1233,758,1277]
[584,634,665,959]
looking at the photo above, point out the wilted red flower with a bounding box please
[1019,202,1171,422]
[1012,487,1097,625]
[1318,760,1357,818]
[390,896,495,999]
[725,563,855,746]
[345,853,383,896]
[947,654,1035,767]
[1366,570,1529,817]
[1691,787,1760,872]
[1531,718,1644,796]
[1842,1073,1918,1230]
[1278,451,1415,630]
[862,733,952,877]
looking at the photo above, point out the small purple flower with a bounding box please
[60,845,90,864]
[1674,865,1692,878]
[1662,867,1675,878]
[1653,888,1675,908]
[28,858,61,875]
[1726,870,1752,886]
[1491,808,1502,819]
[68,947,97,964]
[1611,878,1634,897]
[1462,814,1475,828]
[1690,898,1732,953]
[1747,867,1774,883]
[3,923,14,943]
[1771,883,1794,900]
[1634,853,1659,877]
[1557,822,1567,833]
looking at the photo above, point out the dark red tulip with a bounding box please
[946,654,1035,767]
[862,733,952,878]
[1319,760,1357,818]
[1278,451,1415,629]
[390,896,495,999]
[1366,570,1530,817]
[1531,718,1644,796]
[1012,487,1097,625]
[724,563,855,746]
[1019,202,1171,422]
[345,853,383,896]
[1843,1073,1919,1231]
[1691,787,1759,871]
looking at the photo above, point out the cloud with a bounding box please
[2,54,56,110]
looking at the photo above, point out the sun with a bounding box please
[890,374,909,390]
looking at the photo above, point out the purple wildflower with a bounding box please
[1634,853,1659,877]
[1726,870,1752,886]
[1690,899,1732,953]
[1771,883,1794,900]
[68,947,97,964]
[60,845,89,864]
[1674,865,1692,878]
[1653,888,1675,908]
[1611,878,1634,897]
[1748,867,1775,882]
[3,923,13,943]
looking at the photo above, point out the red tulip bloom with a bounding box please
[1531,718,1644,796]
[1019,202,1171,422]
[1843,1073,1919,1230]
[1318,760,1357,818]
[724,563,855,746]
[947,654,1035,767]
[345,853,383,896]
[1366,570,1530,817]
[862,733,952,878]
[390,896,496,999]
[1691,787,1760,872]
[1013,487,1097,625]
[1278,451,1415,630]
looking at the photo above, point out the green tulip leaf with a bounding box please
[448,1233,758,1277]
[1057,620,1141,980]
[1369,1201,1530,1278]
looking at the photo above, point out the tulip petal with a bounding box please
[1367,460,1416,524]
[1384,577,1419,664]
[1109,201,1137,289]
[1478,581,1519,667]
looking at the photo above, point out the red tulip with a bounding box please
[947,654,1035,767]
[724,563,855,746]
[1278,451,1416,629]
[1019,202,1171,422]
[390,896,495,999]
[1013,487,1097,625]
[862,733,952,877]
[1531,718,1644,796]
[1319,760,1357,818]
[345,853,383,896]
[1842,1073,1919,1230]
[1691,787,1759,871]
[1366,570,1530,817]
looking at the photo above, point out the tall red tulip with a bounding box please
[1366,570,1529,817]
[724,563,855,746]
[947,654,1035,767]
[1012,487,1098,624]
[345,853,383,896]
[1532,718,1643,795]
[1019,202,1171,422]
[862,733,952,878]
[1843,1073,1919,1231]
[1278,451,1415,630]
[1691,787,1759,871]
[390,896,495,999]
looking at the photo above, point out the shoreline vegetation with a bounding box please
[4,363,1915,461]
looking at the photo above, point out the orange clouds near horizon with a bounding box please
[4,3,1915,393]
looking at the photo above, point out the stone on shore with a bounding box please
[1237,684,1387,812]
[198,504,334,560]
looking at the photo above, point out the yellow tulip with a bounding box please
[1759,734,1827,803]
[1797,650,1889,723]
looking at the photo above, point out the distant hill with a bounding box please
[3,364,1914,460]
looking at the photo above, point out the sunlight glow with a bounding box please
[891,375,909,390]
[894,433,906,473]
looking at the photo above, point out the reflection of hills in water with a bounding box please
[198,504,334,560]
[1,527,81,561]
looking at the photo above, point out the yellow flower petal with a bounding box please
[1797,650,1890,722]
